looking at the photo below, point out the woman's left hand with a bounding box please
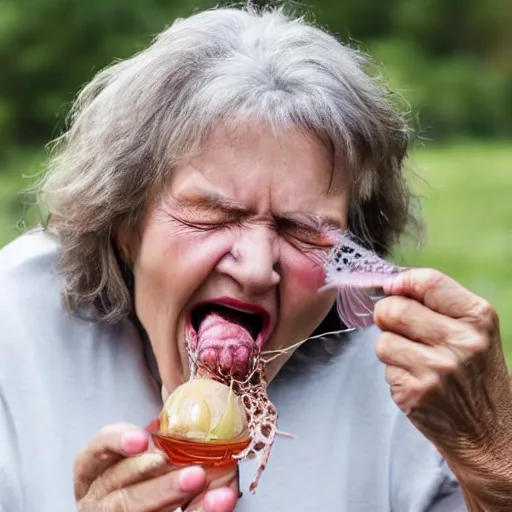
[374,268,512,472]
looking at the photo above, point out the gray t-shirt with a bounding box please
[0,230,466,511]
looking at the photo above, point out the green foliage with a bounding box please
[0,0,215,148]
[0,0,511,149]
[369,40,512,138]
[312,0,512,139]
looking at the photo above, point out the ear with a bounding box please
[116,228,139,266]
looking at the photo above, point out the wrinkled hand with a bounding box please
[74,423,239,512]
[374,268,512,465]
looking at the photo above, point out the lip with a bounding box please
[186,296,273,350]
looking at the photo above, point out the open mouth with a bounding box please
[191,302,266,342]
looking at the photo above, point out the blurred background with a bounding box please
[0,0,511,359]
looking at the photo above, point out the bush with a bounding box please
[0,0,511,149]
[370,39,512,139]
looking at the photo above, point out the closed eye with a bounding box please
[178,216,242,231]
[163,195,249,229]
[170,206,245,230]
[277,218,333,248]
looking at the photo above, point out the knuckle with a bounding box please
[78,498,109,512]
[423,268,444,284]
[88,453,168,502]
[466,333,490,354]
[417,268,444,296]
[376,297,409,325]
[408,377,427,395]
[392,386,421,413]
[113,488,132,512]
[407,268,444,293]
[436,354,459,374]
[391,370,442,414]
[375,332,394,361]
[76,499,89,512]
[385,364,407,385]
[419,268,444,286]
[117,478,171,512]
[472,299,499,331]
[98,425,116,438]
[74,447,88,475]
[130,454,161,481]
[74,450,92,500]
[89,473,113,501]
[90,458,131,498]
[411,373,439,400]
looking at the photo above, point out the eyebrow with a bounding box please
[175,192,252,215]
[277,212,343,231]
[175,192,343,229]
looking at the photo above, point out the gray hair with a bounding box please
[39,4,414,324]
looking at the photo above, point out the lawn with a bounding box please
[1,141,511,361]
[399,141,512,362]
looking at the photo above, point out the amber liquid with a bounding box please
[146,418,250,468]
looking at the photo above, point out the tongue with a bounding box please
[196,312,255,377]
[197,312,254,345]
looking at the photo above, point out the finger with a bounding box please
[384,364,434,414]
[374,295,469,348]
[385,364,410,387]
[202,486,239,512]
[74,423,149,500]
[376,331,460,377]
[383,268,482,318]
[100,465,207,512]
[87,452,172,499]
[184,465,239,511]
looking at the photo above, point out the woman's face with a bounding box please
[121,122,350,392]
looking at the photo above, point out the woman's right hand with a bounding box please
[74,423,239,512]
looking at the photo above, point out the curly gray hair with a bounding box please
[39,4,415,324]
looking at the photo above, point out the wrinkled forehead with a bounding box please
[182,121,350,202]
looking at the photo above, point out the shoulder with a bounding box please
[0,229,75,358]
[0,230,63,510]
[0,229,78,394]
[0,227,59,276]
[0,229,145,395]
[0,231,161,511]
[0,229,142,371]
[0,228,62,309]
[0,229,63,349]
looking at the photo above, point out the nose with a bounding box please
[216,225,280,295]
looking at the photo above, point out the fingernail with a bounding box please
[120,430,148,454]
[179,466,206,493]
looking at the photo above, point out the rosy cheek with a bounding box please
[281,249,326,292]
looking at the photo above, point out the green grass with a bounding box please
[1,141,511,362]
[400,141,512,362]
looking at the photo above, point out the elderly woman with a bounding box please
[1,5,511,512]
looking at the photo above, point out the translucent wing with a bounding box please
[319,230,404,329]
